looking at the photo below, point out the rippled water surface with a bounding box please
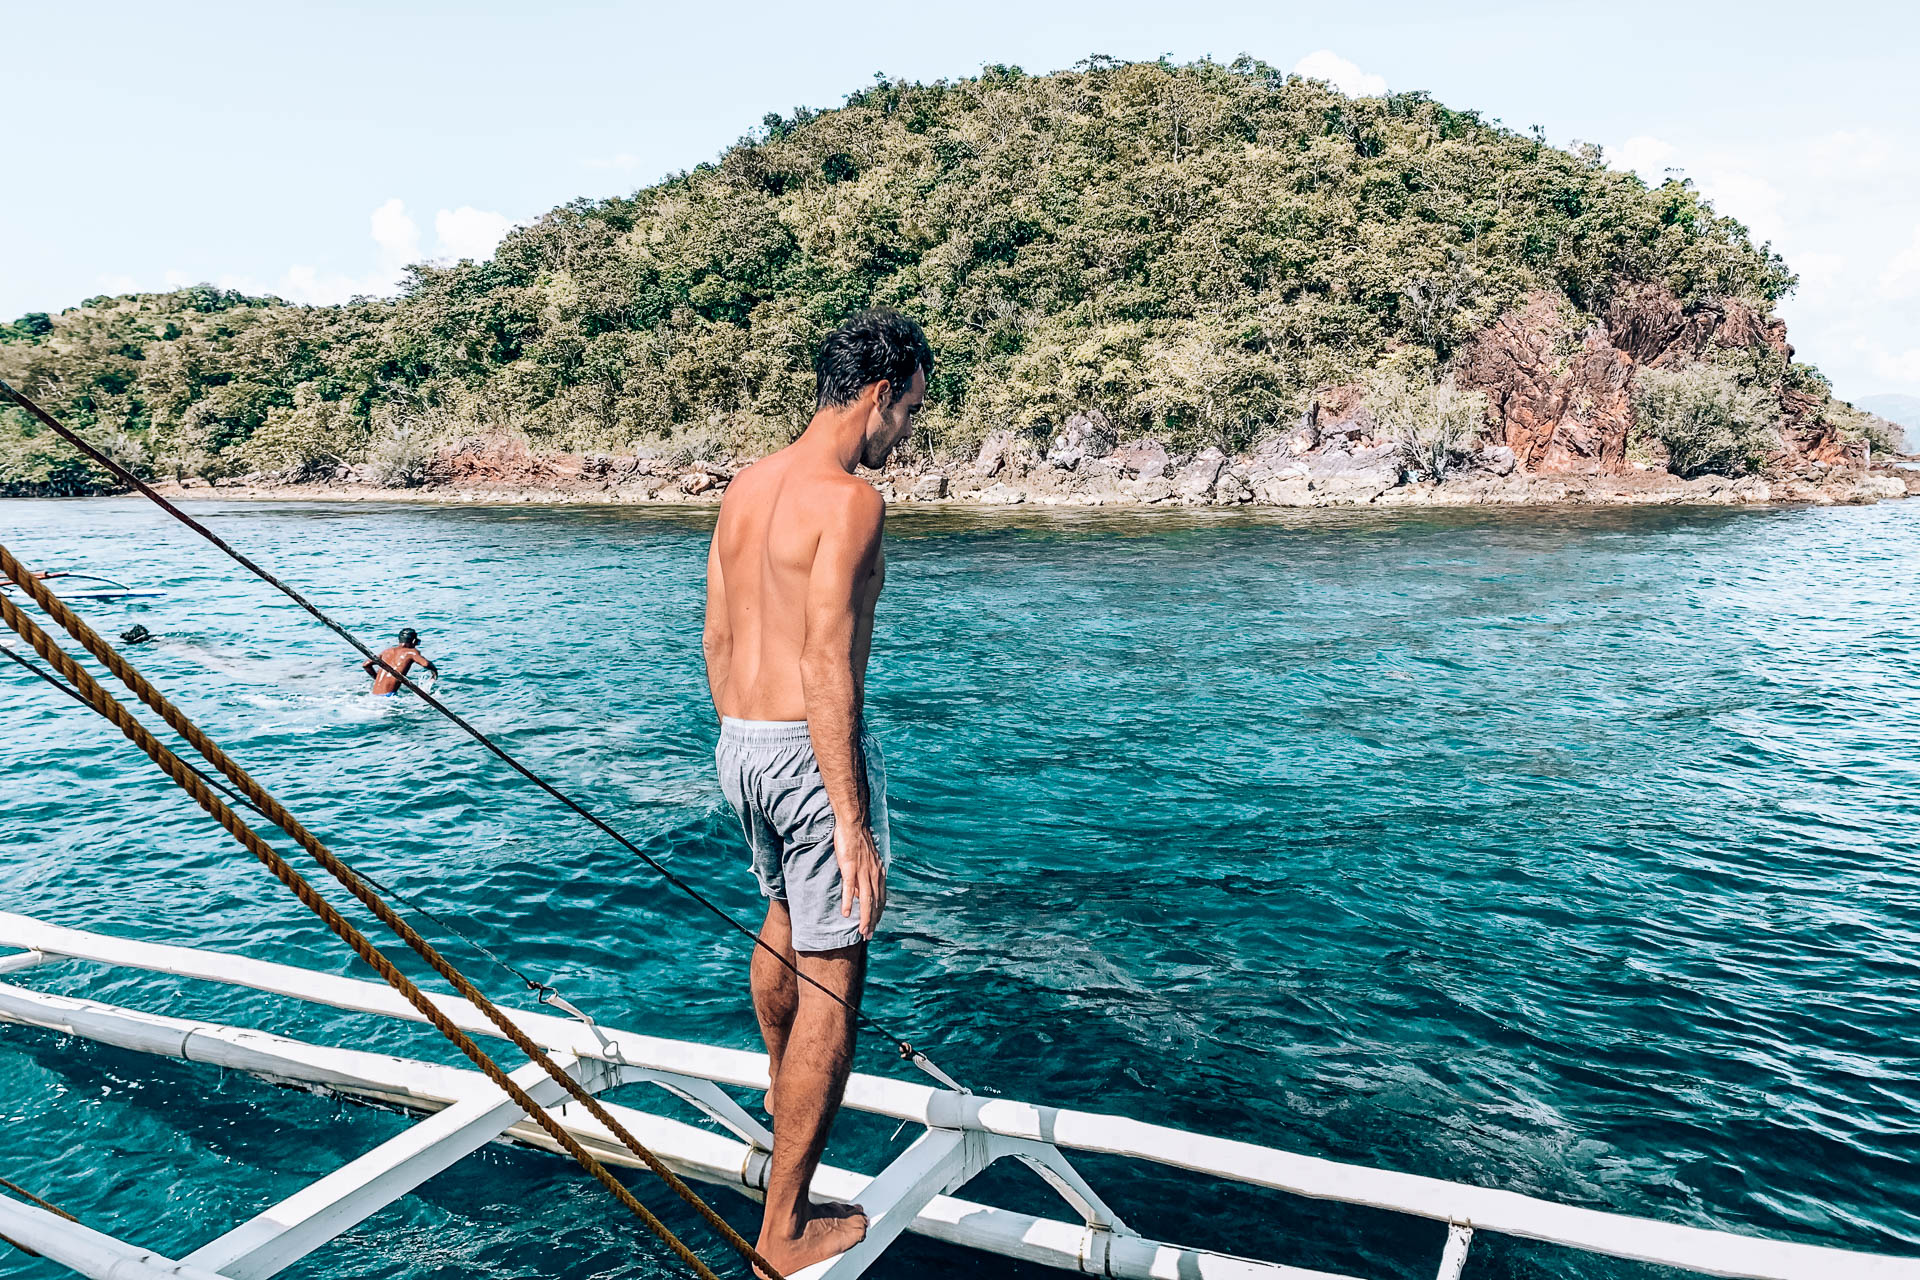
[3,497,1919,1280]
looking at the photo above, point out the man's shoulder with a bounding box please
[724,451,883,532]
[818,471,884,528]
[773,456,884,516]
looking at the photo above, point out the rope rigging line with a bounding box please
[0,555,780,1280]
[3,641,555,1002]
[0,377,961,1092]
[0,1173,80,1258]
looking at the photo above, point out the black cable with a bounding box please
[0,379,958,1087]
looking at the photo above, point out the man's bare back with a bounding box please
[363,628,436,696]
[703,310,929,1277]
[707,452,885,723]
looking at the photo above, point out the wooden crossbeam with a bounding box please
[183,1054,617,1279]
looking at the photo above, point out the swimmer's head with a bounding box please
[397,628,420,648]
[121,625,153,645]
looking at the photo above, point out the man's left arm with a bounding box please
[702,530,732,720]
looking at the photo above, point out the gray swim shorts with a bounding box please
[716,718,890,952]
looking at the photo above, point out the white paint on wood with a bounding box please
[0,980,1345,1280]
[4,915,1919,1280]
[183,1054,615,1279]
[0,950,46,975]
[1437,1222,1473,1280]
[0,1196,230,1280]
[794,1129,974,1280]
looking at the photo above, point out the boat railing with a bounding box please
[1,911,1916,1280]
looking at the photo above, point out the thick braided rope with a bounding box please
[2,548,783,1272]
[0,1173,79,1258]
[0,590,722,1280]
[1,372,956,1096]
[0,579,759,1279]
[0,1177,75,1223]
[0,548,779,1276]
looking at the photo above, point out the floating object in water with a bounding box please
[120,624,153,645]
[2,572,165,601]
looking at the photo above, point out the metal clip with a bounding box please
[537,987,598,1028]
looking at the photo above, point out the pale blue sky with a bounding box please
[7,0,1917,400]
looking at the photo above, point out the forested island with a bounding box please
[3,56,1911,507]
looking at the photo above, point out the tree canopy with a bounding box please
[1,57,1796,494]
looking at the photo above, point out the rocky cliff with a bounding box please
[1452,285,1868,480]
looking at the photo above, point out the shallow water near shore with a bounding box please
[3,497,1919,1280]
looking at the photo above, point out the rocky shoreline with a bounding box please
[150,435,1917,511]
[143,279,1920,514]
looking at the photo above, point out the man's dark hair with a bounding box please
[815,309,932,409]
[398,628,420,647]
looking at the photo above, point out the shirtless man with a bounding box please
[362,628,438,696]
[705,310,930,1276]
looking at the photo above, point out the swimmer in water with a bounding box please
[121,625,154,645]
[363,628,438,696]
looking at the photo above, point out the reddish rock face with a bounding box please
[1456,294,1630,474]
[1605,284,1792,368]
[1604,282,1852,467]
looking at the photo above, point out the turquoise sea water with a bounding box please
[2,497,1918,1280]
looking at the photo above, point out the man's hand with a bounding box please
[835,820,887,940]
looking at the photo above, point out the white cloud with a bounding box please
[95,273,137,294]
[278,265,370,306]
[369,197,421,269]
[1610,136,1786,245]
[1695,168,1785,245]
[1291,50,1386,98]
[1880,225,1920,299]
[434,206,516,261]
[162,269,192,288]
[1857,337,1920,383]
[1602,127,1920,398]
[1794,252,1847,289]
[1612,135,1679,182]
[271,198,516,305]
[278,198,416,305]
[1813,129,1894,177]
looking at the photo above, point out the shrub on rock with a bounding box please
[1630,363,1779,479]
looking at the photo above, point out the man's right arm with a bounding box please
[800,484,886,939]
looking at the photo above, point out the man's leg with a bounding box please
[751,901,798,1110]
[754,941,868,1275]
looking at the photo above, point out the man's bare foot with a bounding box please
[755,1208,868,1278]
[810,1200,862,1220]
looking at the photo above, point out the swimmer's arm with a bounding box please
[801,487,886,937]
[701,530,732,721]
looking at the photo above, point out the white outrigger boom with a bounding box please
[2,912,1916,1280]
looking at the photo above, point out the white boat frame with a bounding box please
[1,912,1915,1280]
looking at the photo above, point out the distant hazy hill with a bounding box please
[0,56,1819,493]
[1858,394,1920,432]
